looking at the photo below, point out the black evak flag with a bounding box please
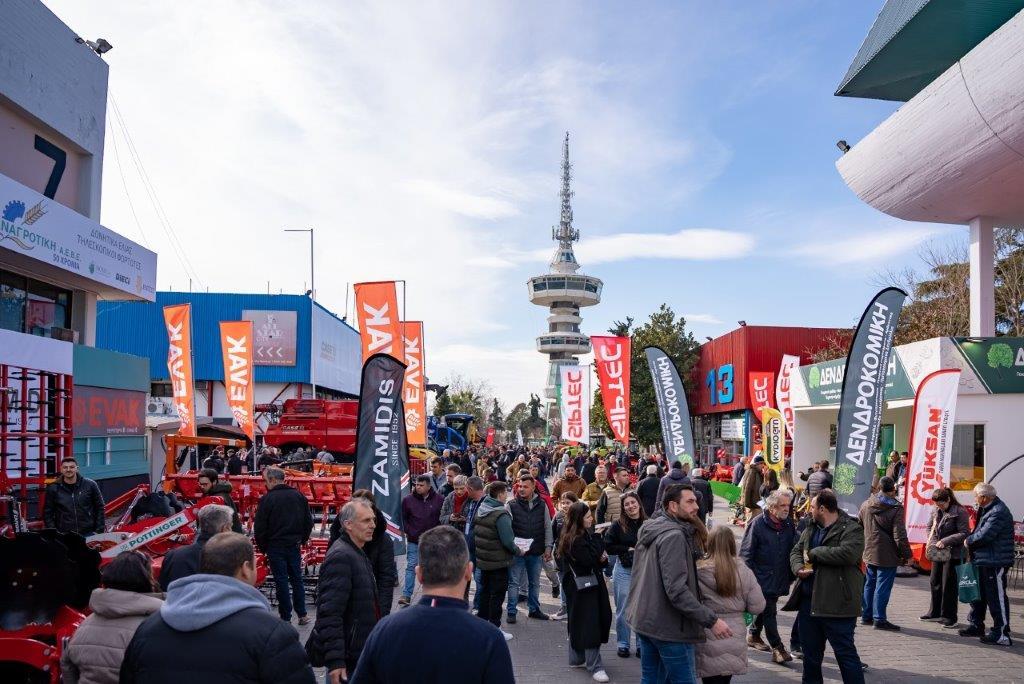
[834,287,906,516]
[354,353,410,555]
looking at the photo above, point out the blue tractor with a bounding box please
[427,413,479,453]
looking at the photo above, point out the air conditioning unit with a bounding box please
[147,397,174,415]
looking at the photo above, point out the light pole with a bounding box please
[285,228,316,397]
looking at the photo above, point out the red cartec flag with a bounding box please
[591,336,631,443]
[748,371,774,422]
[485,427,495,446]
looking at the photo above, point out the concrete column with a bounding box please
[969,216,995,337]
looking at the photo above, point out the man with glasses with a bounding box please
[398,474,443,607]
[197,468,243,533]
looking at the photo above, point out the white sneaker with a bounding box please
[551,609,567,621]
[592,670,610,683]
[501,630,514,641]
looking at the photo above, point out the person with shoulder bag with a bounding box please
[558,501,612,682]
[919,487,969,628]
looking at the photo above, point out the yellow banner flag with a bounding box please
[762,407,785,473]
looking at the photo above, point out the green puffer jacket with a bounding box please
[472,497,516,571]
[782,510,865,618]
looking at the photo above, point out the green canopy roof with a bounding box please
[837,0,1024,102]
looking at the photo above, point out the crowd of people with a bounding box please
[44,442,1019,684]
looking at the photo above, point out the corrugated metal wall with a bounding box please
[689,326,841,415]
[96,292,351,383]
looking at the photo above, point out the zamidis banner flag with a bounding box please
[354,353,410,554]
[833,287,907,515]
[644,347,696,467]
[776,354,800,439]
[401,321,426,445]
[219,321,255,441]
[905,369,961,544]
[591,336,631,443]
[353,281,404,362]
[163,304,196,437]
[559,364,590,445]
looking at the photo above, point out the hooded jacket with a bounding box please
[740,512,796,598]
[695,562,765,679]
[654,468,690,512]
[625,513,717,643]
[62,588,163,684]
[859,493,911,567]
[783,510,865,618]
[120,574,314,684]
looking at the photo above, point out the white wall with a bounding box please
[957,393,1024,517]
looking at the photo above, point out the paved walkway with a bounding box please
[297,497,1024,683]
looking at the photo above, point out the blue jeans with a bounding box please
[402,542,419,598]
[266,546,306,620]
[507,554,542,615]
[638,633,696,684]
[798,601,863,684]
[612,562,633,649]
[472,567,482,611]
[862,564,896,621]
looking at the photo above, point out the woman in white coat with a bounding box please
[695,525,766,684]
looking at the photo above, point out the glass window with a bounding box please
[1,270,26,333]
[950,424,984,491]
[585,282,598,293]
[533,280,547,291]
[548,278,566,289]
[0,269,71,337]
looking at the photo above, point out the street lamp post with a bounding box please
[285,228,316,397]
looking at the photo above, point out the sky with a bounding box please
[47,1,960,408]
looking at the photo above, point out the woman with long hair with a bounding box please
[921,487,970,627]
[604,491,646,658]
[695,526,766,684]
[62,551,163,684]
[558,501,613,682]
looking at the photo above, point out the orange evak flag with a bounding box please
[401,321,427,444]
[163,304,197,437]
[353,282,404,362]
[219,321,256,441]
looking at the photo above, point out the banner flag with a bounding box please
[163,304,196,437]
[354,353,410,555]
[219,321,255,441]
[761,407,785,473]
[400,321,426,445]
[485,427,495,446]
[591,336,631,443]
[905,369,961,544]
[834,287,907,515]
[559,365,590,445]
[748,371,775,422]
[644,347,696,467]
[775,354,800,439]
[353,282,404,362]
[517,427,524,446]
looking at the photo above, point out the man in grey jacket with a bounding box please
[625,483,731,682]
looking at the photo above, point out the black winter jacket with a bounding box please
[158,532,212,591]
[254,483,313,551]
[740,513,796,597]
[43,477,105,535]
[690,476,714,520]
[308,531,379,672]
[330,506,398,612]
[636,476,660,517]
[603,517,642,568]
[967,496,1016,567]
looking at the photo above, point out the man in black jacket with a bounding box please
[309,499,380,684]
[197,468,243,533]
[159,504,233,590]
[689,468,714,523]
[351,526,514,683]
[120,532,314,684]
[636,465,661,517]
[43,457,105,536]
[329,490,398,617]
[254,467,313,623]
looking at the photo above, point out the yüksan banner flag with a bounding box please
[559,365,590,445]
[834,287,907,516]
[163,304,196,437]
[353,281,404,362]
[761,407,785,473]
[775,354,800,440]
[905,369,961,544]
[748,371,775,422]
[400,321,426,445]
[644,347,697,467]
[219,321,256,441]
[591,336,631,443]
[485,427,496,446]
[354,353,410,555]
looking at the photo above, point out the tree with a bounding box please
[807,329,853,364]
[505,402,529,433]
[433,373,493,425]
[432,390,454,417]
[488,398,504,428]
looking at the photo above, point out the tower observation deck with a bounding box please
[528,133,603,399]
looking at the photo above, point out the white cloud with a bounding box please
[400,179,519,220]
[684,313,722,324]
[428,344,550,405]
[793,226,950,265]
[578,229,754,264]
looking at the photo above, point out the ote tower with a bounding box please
[528,133,603,411]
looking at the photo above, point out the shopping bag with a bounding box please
[956,562,981,604]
